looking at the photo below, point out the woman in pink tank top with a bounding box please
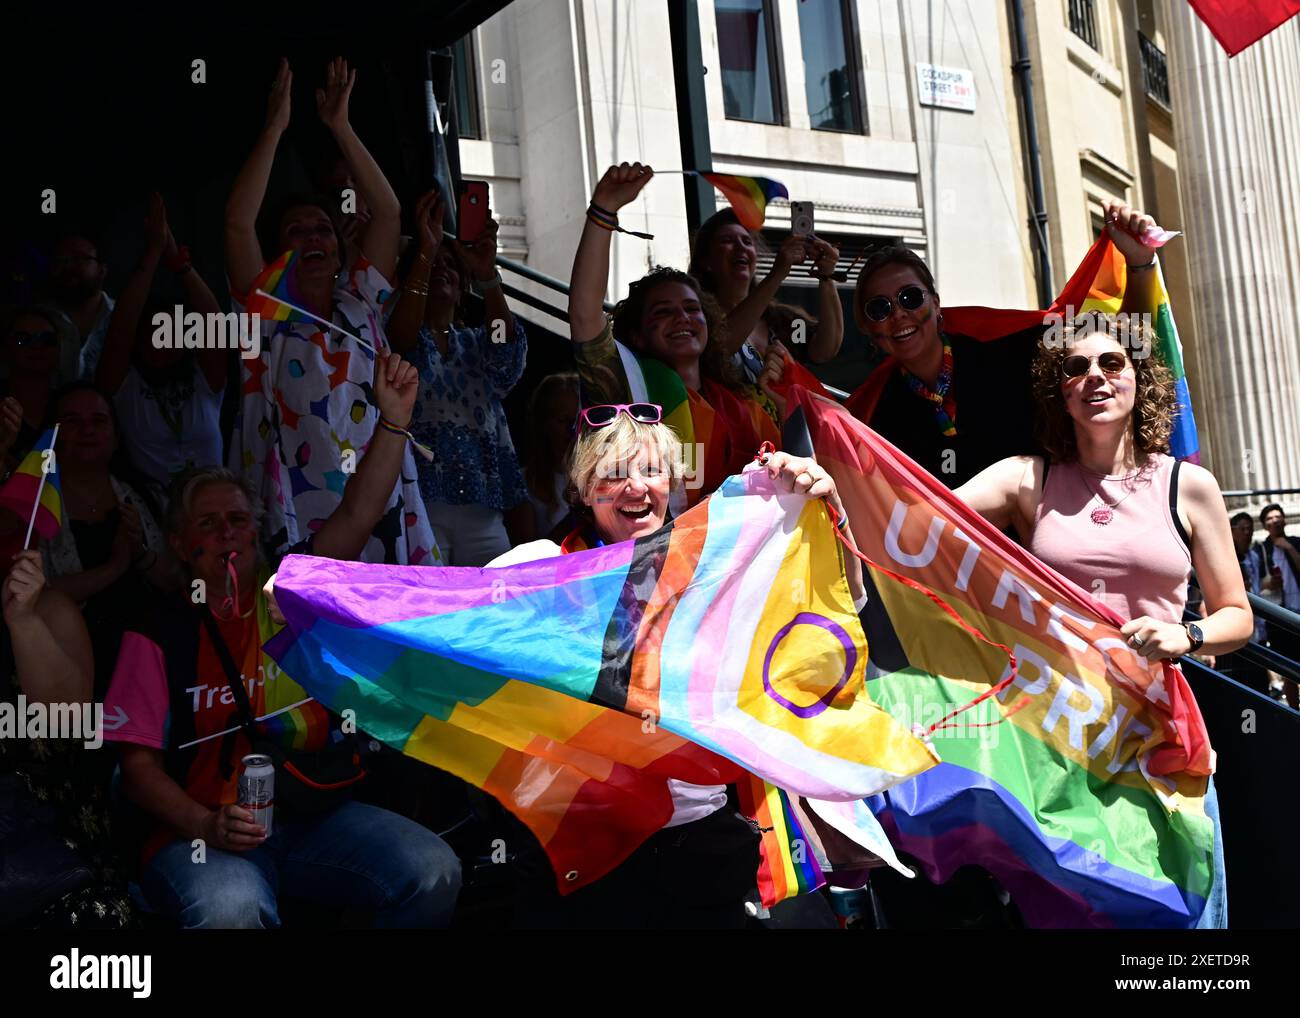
[955,312,1252,662]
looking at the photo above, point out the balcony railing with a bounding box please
[1069,0,1100,52]
[1138,31,1171,108]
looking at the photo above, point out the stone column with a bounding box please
[1164,5,1300,503]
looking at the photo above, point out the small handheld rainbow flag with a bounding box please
[243,250,306,323]
[0,426,63,546]
[697,172,789,230]
[243,249,378,355]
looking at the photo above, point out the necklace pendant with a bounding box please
[1090,505,1114,526]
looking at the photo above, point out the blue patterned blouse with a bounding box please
[408,319,529,512]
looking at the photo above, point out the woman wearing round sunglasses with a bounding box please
[952,312,1248,927]
[841,201,1163,488]
[568,164,781,509]
[486,402,861,927]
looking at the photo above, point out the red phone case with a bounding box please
[458,181,489,243]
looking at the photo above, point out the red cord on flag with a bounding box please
[823,501,1028,734]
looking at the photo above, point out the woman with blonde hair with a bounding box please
[491,401,861,927]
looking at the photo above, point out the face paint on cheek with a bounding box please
[914,304,934,325]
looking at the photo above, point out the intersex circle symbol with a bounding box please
[761,612,857,719]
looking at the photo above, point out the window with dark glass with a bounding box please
[1069,0,1100,52]
[1138,32,1170,107]
[797,0,863,133]
[452,35,481,140]
[715,0,781,124]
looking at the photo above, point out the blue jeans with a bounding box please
[141,801,461,929]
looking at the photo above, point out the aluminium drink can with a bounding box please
[238,753,275,837]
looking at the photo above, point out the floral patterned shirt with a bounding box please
[408,319,528,512]
[229,257,439,565]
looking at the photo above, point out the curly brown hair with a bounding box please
[1031,312,1177,463]
[611,266,747,393]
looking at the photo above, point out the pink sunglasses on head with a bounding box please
[579,403,663,429]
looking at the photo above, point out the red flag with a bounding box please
[1189,0,1300,56]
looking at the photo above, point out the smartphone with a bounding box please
[458,179,490,243]
[790,200,815,238]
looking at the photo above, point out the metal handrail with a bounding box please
[497,255,613,313]
[1247,592,1300,637]
[1220,487,1300,498]
[1178,654,1296,709]
[1185,599,1300,685]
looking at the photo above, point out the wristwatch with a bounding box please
[1181,621,1204,654]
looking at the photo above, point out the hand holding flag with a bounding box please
[2,550,47,625]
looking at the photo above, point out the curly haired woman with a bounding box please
[954,310,1250,927]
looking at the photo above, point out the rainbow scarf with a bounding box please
[243,249,307,322]
[0,429,62,540]
[901,334,956,436]
[697,172,789,230]
[793,388,1218,927]
[267,466,937,903]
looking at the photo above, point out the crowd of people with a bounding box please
[0,59,1291,931]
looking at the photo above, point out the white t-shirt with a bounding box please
[1272,542,1300,612]
[487,540,728,829]
[115,361,224,489]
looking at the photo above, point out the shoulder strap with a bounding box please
[199,608,258,738]
[1169,458,1192,551]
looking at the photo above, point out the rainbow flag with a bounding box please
[0,429,62,540]
[1075,242,1201,462]
[267,465,937,901]
[698,172,789,230]
[737,776,827,904]
[792,388,1219,927]
[243,249,306,322]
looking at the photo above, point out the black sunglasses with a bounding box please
[1061,351,1129,379]
[863,284,929,323]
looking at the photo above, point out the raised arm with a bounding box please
[1104,199,1158,317]
[724,234,810,357]
[225,58,291,296]
[311,352,420,561]
[317,57,400,281]
[808,236,844,363]
[456,213,515,343]
[172,240,228,393]
[385,189,442,355]
[97,192,167,392]
[569,163,653,344]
